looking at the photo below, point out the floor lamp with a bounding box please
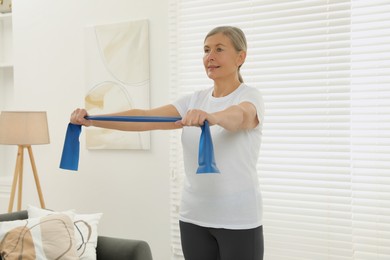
[0,111,50,212]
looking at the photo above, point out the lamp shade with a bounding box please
[0,111,50,145]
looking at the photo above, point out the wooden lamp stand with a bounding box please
[8,145,46,212]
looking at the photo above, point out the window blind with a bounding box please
[168,0,390,259]
[351,0,390,259]
[252,1,352,259]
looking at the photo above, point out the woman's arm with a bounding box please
[212,102,259,131]
[70,104,182,131]
[178,101,259,132]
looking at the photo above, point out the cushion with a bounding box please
[0,214,79,260]
[28,205,102,260]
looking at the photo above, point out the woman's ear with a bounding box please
[237,51,247,66]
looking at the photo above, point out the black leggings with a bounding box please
[180,221,264,260]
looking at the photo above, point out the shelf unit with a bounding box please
[0,12,13,187]
[0,12,13,110]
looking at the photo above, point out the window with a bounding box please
[169,0,390,259]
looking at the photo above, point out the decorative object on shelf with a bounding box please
[0,111,50,212]
[0,0,12,13]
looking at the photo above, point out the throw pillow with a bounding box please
[0,214,79,260]
[27,205,102,260]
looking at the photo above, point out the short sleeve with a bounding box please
[239,87,264,124]
[172,93,192,118]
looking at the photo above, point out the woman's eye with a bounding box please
[217,48,223,52]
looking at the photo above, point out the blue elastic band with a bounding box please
[59,116,220,174]
[59,123,82,171]
[197,121,220,174]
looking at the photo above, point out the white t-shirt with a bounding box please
[172,83,264,229]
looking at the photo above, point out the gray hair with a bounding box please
[205,26,247,83]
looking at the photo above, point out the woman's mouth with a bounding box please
[208,65,220,70]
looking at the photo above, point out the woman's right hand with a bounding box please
[70,108,92,127]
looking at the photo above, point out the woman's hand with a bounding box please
[177,103,258,131]
[178,109,217,127]
[70,108,92,127]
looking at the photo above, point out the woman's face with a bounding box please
[203,32,245,82]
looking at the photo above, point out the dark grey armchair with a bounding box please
[0,210,153,260]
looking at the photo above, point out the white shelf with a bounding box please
[0,12,13,70]
[0,63,13,68]
[0,13,12,20]
[0,11,13,111]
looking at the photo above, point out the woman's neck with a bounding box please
[212,80,242,97]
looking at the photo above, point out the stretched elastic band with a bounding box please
[59,116,220,174]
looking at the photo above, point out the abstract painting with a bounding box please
[84,19,150,149]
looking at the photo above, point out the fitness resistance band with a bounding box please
[59,116,220,174]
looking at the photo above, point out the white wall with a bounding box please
[5,1,172,259]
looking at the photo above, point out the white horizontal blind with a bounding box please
[168,0,390,259]
[351,0,390,259]
[251,1,352,259]
[168,1,185,256]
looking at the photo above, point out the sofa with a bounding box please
[0,210,153,260]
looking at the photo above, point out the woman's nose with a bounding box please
[207,50,215,60]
